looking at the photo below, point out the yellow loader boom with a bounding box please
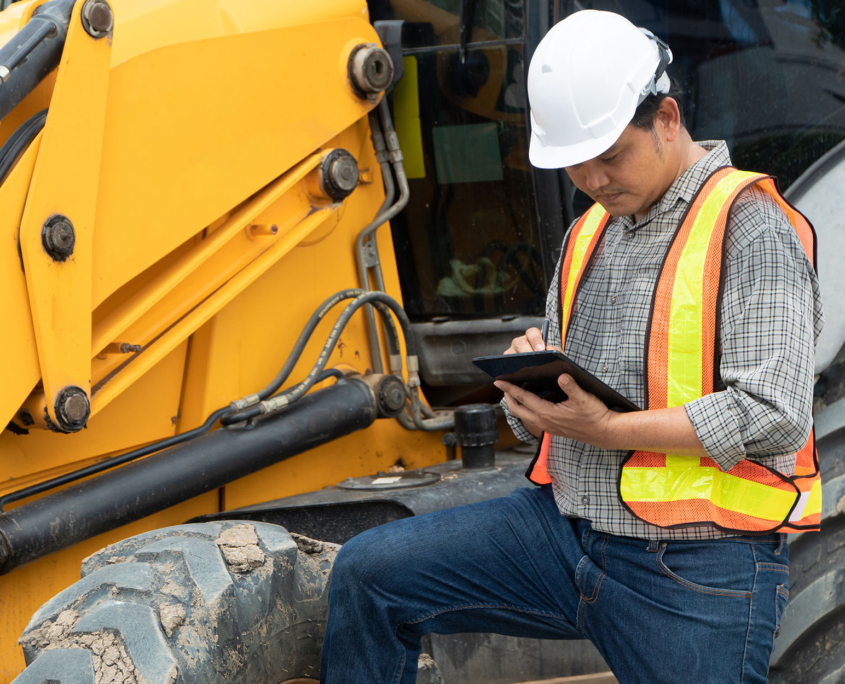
[0,0,446,678]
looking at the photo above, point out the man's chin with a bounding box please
[595,193,638,217]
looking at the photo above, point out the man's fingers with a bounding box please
[495,380,549,414]
[510,336,534,353]
[558,374,597,406]
[525,327,545,351]
[504,393,541,426]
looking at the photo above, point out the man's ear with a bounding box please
[656,97,681,143]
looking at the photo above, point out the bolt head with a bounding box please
[362,51,393,91]
[377,376,407,417]
[320,150,358,201]
[83,0,113,36]
[51,221,74,249]
[349,45,394,96]
[63,394,88,422]
[330,157,359,193]
[42,215,75,261]
[54,387,90,432]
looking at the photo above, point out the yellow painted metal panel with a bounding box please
[0,342,187,487]
[108,0,368,65]
[18,1,112,425]
[0,137,42,429]
[92,16,380,307]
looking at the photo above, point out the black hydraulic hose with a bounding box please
[5,19,55,72]
[0,406,231,512]
[0,107,46,184]
[0,369,347,511]
[222,291,414,426]
[236,289,401,409]
[0,0,75,122]
[0,286,405,505]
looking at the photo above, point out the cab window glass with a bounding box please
[372,0,525,49]
[388,44,545,318]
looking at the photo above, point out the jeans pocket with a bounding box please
[773,584,789,645]
[656,542,753,598]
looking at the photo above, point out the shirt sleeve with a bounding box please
[500,240,566,446]
[684,187,824,472]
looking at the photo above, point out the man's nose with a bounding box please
[583,165,610,193]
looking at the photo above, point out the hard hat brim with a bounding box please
[528,125,625,169]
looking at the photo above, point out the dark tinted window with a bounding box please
[374,0,548,319]
[372,0,526,49]
[390,45,545,318]
[564,0,845,194]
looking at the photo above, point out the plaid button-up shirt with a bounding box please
[503,141,824,540]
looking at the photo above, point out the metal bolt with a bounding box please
[330,156,358,193]
[42,215,75,261]
[82,0,113,38]
[63,394,88,422]
[54,386,90,432]
[320,149,359,201]
[349,44,394,96]
[376,375,406,418]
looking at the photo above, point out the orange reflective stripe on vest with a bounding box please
[527,167,820,534]
[526,204,610,486]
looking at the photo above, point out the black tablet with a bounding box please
[473,350,640,413]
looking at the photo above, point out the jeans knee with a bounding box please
[330,528,391,598]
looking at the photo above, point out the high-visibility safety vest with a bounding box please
[526,167,821,534]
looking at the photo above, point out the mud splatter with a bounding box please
[215,524,265,573]
[19,611,145,684]
[159,603,186,638]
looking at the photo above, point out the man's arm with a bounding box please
[498,374,707,456]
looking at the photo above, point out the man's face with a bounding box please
[564,123,675,219]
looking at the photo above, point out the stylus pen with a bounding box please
[541,319,550,348]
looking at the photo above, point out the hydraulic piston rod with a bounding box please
[0,377,378,575]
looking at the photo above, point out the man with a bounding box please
[321,10,823,684]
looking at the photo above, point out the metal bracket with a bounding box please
[362,240,380,268]
[373,20,404,89]
[18,0,112,431]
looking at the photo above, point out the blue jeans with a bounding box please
[320,486,789,684]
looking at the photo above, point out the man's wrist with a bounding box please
[602,410,627,450]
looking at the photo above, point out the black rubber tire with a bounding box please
[769,426,845,684]
[11,521,338,684]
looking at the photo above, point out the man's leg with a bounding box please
[576,529,788,684]
[321,484,788,684]
[320,486,584,684]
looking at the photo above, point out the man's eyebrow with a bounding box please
[601,143,623,157]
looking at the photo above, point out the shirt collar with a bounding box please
[661,140,732,207]
[627,140,732,229]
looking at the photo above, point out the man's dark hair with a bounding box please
[630,79,685,130]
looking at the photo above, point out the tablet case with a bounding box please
[473,350,640,412]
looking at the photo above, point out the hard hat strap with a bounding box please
[637,29,673,104]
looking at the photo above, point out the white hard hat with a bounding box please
[527,10,673,169]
